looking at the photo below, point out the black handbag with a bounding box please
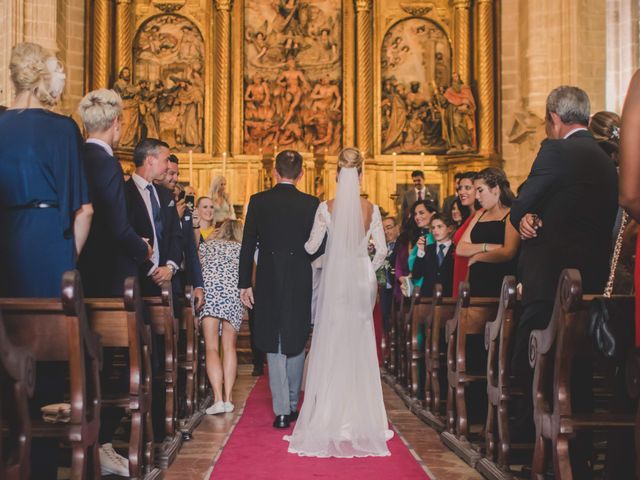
[589,212,628,359]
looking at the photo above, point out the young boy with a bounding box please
[411,213,455,297]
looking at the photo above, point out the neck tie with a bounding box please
[146,184,163,245]
[437,243,446,266]
[418,189,423,201]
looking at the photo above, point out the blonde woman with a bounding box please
[199,219,245,415]
[208,175,236,226]
[0,42,93,479]
[193,196,215,245]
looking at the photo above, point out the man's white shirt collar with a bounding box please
[563,127,588,139]
[86,138,114,157]
[132,172,151,190]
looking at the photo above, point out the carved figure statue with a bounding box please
[113,67,140,148]
[443,72,476,152]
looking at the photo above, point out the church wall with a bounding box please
[500,0,607,187]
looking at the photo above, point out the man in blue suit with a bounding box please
[156,153,204,311]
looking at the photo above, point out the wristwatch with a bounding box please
[167,264,178,276]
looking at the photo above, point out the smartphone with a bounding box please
[178,190,186,201]
[185,194,195,211]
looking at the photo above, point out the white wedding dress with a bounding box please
[285,167,394,458]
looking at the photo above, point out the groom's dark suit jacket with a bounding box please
[239,183,319,355]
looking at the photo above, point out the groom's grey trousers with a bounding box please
[267,337,305,416]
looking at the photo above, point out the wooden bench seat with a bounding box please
[144,284,182,468]
[0,313,35,480]
[529,269,636,480]
[441,282,499,466]
[422,285,457,432]
[0,270,102,479]
[407,288,432,399]
[85,277,161,480]
[476,276,527,480]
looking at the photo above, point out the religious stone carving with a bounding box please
[243,0,343,154]
[380,18,476,155]
[113,14,205,151]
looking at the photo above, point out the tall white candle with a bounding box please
[189,150,193,184]
[222,151,227,177]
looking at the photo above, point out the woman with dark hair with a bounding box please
[395,199,437,295]
[589,110,621,164]
[451,171,479,296]
[456,167,520,297]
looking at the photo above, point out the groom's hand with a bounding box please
[240,288,255,309]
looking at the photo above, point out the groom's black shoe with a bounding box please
[289,410,299,422]
[273,415,290,429]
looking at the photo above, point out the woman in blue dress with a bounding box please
[0,43,92,298]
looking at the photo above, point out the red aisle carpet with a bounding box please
[211,376,430,479]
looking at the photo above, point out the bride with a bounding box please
[285,147,394,458]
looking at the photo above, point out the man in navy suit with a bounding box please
[78,89,152,297]
[78,89,153,476]
[156,153,204,311]
[124,138,183,296]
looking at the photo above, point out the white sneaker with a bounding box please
[223,401,234,413]
[206,401,225,415]
[99,443,129,477]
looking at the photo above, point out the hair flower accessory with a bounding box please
[610,125,620,141]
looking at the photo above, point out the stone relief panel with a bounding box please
[243,0,342,154]
[381,18,476,155]
[114,14,205,152]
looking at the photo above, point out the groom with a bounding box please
[239,150,320,428]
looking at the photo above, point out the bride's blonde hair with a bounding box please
[337,147,363,174]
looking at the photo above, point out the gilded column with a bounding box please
[452,0,471,86]
[92,0,111,89]
[213,0,231,155]
[477,0,495,154]
[355,0,373,157]
[114,0,134,76]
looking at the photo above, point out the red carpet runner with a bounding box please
[211,376,430,479]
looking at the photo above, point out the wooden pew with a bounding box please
[395,294,411,385]
[84,277,161,480]
[406,287,431,398]
[144,284,182,468]
[176,286,205,438]
[476,276,527,480]
[528,268,636,480]
[387,298,398,375]
[0,270,102,479]
[441,282,499,466]
[422,284,457,432]
[0,312,35,480]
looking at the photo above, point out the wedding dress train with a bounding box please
[285,167,394,458]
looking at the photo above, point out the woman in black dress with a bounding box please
[455,168,520,297]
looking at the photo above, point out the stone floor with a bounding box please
[164,364,482,480]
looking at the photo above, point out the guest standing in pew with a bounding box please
[208,174,236,227]
[396,200,437,296]
[77,89,152,297]
[400,170,438,220]
[0,43,93,297]
[451,171,480,296]
[0,42,93,480]
[124,138,183,296]
[157,154,205,312]
[412,213,455,297]
[619,71,640,351]
[193,196,215,246]
[510,86,618,451]
[77,88,156,477]
[378,216,400,331]
[200,219,245,415]
[450,198,464,229]
[442,172,464,218]
[455,168,519,297]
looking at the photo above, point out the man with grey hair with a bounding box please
[77,88,153,477]
[508,86,618,454]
